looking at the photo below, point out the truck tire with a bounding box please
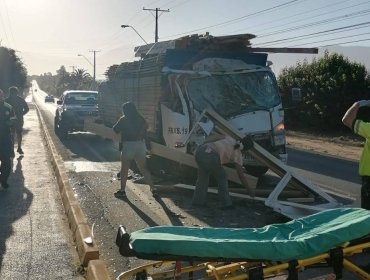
[54,116,68,139]
[54,116,60,135]
[58,122,68,139]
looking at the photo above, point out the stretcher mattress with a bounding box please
[130,208,370,261]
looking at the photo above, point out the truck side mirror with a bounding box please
[291,88,302,103]
[57,100,63,105]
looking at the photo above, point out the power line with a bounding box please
[2,0,16,49]
[319,37,370,47]
[253,20,370,46]
[230,0,354,35]
[0,2,9,46]
[256,8,370,39]
[155,0,370,50]
[252,0,370,36]
[167,0,190,10]
[160,0,306,39]
[287,31,370,47]
[260,24,370,47]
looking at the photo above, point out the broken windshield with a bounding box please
[186,71,280,118]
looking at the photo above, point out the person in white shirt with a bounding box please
[192,134,254,209]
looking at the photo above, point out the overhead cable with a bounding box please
[160,0,305,39]
[257,8,370,38]
[253,20,370,46]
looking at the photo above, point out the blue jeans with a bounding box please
[192,144,232,207]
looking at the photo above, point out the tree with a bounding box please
[278,51,370,131]
[0,46,28,94]
[55,66,70,97]
[70,68,92,89]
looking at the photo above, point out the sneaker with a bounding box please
[17,147,24,154]
[114,190,126,198]
[1,181,9,188]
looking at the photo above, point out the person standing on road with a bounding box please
[6,86,29,155]
[112,101,156,198]
[0,89,17,188]
[342,100,370,210]
[192,134,254,209]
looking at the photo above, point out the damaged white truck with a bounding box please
[85,33,352,218]
[95,33,308,177]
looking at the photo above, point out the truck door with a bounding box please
[160,75,190,152]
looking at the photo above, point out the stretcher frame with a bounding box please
[116,234,370,280]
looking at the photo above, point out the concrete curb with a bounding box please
[86,260,111,280]
[35,106,112,280]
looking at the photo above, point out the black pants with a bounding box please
[362,176,370,210]
[192,144,232,207]
[0,135,12,183]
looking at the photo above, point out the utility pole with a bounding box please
[89,50,100,82]
[143,7,170,43]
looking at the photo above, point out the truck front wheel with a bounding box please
[54,116,60,135]
[58,122,68,139]
[54,116,68,139]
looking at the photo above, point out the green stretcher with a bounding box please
[121,208,370,261]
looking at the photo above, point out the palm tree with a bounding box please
[71,68,92,89]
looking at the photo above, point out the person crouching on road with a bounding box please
[0,89,17,188]
[192,134,254,209]
[342,100,370,210]
[113,101,156,198]
[6,86,29,155]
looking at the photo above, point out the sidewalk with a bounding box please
[0,104,83,279]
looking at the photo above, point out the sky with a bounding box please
[1,0,370,80]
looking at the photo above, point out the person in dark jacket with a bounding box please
[6,86,29,154]
[0,89,17,188]
[113,102,155,197]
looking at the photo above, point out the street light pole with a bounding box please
[121,25,148,45]
[89,50,100,82]
[78,52,99,82]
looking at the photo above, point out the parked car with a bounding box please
[44,95,55,103]
[54,90,98,138]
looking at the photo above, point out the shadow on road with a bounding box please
[59,133,120,162]
[0,157,33,267]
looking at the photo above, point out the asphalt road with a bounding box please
[32,83,367,279]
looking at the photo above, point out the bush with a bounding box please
[278,51,370,132]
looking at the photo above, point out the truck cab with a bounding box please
[54,90,98,138]
[159,51,286,177]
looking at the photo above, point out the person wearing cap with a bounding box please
[192,134,254,209]
[342,100,370,210]
[0,89,17,188]
[6,86,29,155]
